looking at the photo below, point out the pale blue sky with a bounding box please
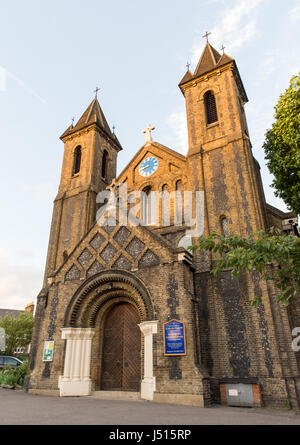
[0,0,299,309]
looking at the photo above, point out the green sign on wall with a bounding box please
[43,341,54,362]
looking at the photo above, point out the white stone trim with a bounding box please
[59,328,95,397]
[139,321,158,401]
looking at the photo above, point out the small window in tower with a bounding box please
[73,146,82,175]
[102,150,108,179]
[204,91,218,125]
[221,217,229,237]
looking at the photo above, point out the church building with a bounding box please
[28,41,300,409]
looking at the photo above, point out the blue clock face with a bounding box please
[139,156,159,177]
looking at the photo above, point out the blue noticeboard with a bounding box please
[164,320,186,356]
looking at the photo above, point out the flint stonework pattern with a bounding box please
[125,236,145,258]
[87,260,103,277]
[114,226,131,246]
[219,273,250,378]
[90,232,105,251]
[65,264,80,281]
[100,243,117,263]
[112,254,132,271]
[78,248,93,268]
[138,250,159,268]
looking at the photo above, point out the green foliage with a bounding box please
[0,312,34,356]
[0,360,28,387]
[189,229,300,307]
[263,73,300,215]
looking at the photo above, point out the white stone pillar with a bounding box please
[59,328,95,397]
[139,321,158,401]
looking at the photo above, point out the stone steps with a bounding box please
[90,391,141,401]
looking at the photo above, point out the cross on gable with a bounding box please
[94,86,100,98]
[143,124,155,143]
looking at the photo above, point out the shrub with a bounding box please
[0,360,28,387]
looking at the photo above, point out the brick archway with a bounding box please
[64,270,154,328]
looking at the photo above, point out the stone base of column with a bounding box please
[141,377,156,401]
[58,376,92,397]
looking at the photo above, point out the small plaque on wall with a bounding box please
[164,320,186,356]
[43,341,54,362]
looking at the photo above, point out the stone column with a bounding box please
[139,321,158,401]
[59,328,95,397]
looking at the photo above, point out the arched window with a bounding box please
[221,216,229,237]
[141,186,152,226]
[73,146,81,175]
[101,149,108,179]
[162,184,170,227]
[175,180,183,225]
[204,91,218,125]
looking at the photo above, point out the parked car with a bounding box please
[0,356,23,369]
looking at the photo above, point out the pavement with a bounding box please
[0,388,299,425]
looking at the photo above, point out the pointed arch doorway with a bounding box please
[101,303,141,391]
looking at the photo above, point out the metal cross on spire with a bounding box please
[186,62,191,71]
[94,86,100,98]
[71,117,75,127]
[221,45,226,54]
[143,124,155,143]
[202,31,211,43]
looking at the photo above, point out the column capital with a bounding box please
[61,328,95,340]
[139,320,158,336]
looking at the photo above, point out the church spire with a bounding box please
[179,41,248,103]
[60,96,122,151]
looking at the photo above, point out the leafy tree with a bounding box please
[0,312,34,356]
[189,229,300,307]
[263,73,300,215]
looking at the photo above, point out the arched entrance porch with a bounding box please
[58,270,158,400]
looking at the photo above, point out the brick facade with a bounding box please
[28,42,300,409]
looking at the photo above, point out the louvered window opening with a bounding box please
[73,146,81,175]
[204,91,218,125]
[102,150,108,178]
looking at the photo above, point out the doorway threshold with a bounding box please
[90,391,141,401]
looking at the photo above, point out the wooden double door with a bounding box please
[101,303,141,391]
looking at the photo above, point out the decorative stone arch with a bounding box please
[197,84,221,102]
[64,269,155,328]
[170,175,188,190]
[138,180,153,192]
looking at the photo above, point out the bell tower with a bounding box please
[43,96,122,283]
[179,42,268,244]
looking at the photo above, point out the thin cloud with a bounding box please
[192,0,267,66]
[0,65,48,105]
[165,110,188,155]
[289,4,300,22]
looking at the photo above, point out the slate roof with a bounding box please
[179,42,248,102]
[60,98,122,151]
[0,309,24,319]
